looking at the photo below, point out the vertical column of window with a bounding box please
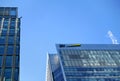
[0,18,8,81]
[12,18,20,81]
[2,18,9,36]
[1,18,11,81]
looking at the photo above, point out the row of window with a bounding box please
[0,68,19,81]
[0,56,19,67]
[1,28,20,35]
[64,67,120,72]
[66,72,120,77]
[67,78,120,81]
[60,50,120,67]
[0,18,20,29]
[63,60,119,67]
[0,45,19,55]
[0,36,20,44]
[0,8,16,16]
[60,50,120,55]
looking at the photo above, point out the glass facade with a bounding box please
[46,44,120,81]
[46,54,64,81]
[0,7,20,81]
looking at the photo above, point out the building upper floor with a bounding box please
[0,7,18,18]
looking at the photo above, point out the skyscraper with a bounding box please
[0,7,20,81]
[46,44,120,81]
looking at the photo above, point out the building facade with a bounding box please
[46,44,120,81]
[0,7,20,81]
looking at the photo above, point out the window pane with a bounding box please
[7,46,14,55]
[4,68,12,79]
[16,46,19,55]
[16,37,19,44]
[14,68,19,81]
[15,56,19,67]
[0,56,3,66]
[8,37,14,44]
[6,56,12,67]
[9,29,15,35]
[0,36,6,44]
[0,46,4,54]
[10,10,16,16]
[2,28,7,35]
[10,22,15,29]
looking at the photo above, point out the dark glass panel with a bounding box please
[10,22,15,29]
[8,36,14,44]
[0,36,6,44]
[0,46,4,54]
[10,10,16,16]
[6,56,12,67]
[9,29,15,35]
[2,28,7,35]
[14,68,19,81]
[15,56,19,67]
[16,46,19,55]
[0,56,3,66]
[7,46,14,55]
[4,68,12,79]
[16,37,19,44]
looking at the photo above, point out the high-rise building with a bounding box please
[46,44,120,81]
[0,7,20,81]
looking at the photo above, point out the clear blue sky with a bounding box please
[0,0,120,81]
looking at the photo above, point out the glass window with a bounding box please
[10,22,15,29]
[2,28,8,35]
[8,37,14,44]
[0,56,3,66]
[10,10,16,16]
[4,68,12,79]
[0,36,6,44]
[14,68,19,81]
[7,46,14,54]
[6,56,12,67]
[15,56,19,67]
[3,19,9,28]
[16,37,20,44]
[0,46,4,54]
[9,29,15,35]
[5,79,11,81]
[16,46,19,55]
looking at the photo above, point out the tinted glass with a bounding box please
[0,46,4,54]
[7,46,14,54]
[6,56,12,67]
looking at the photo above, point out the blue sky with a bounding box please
[0,0,120,81]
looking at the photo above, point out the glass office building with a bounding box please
[0,7,20,81]
[46,44,120,81]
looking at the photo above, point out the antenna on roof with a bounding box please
[108,30,119,44]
